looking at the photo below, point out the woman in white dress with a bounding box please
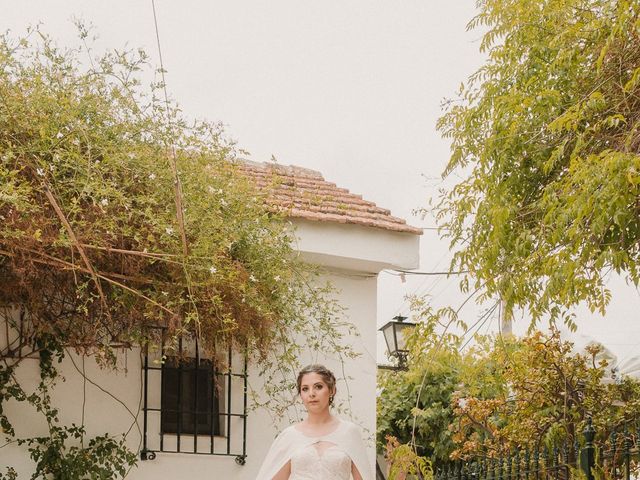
[255,364,373,480]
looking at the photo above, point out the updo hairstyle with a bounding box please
[296,364,337,400]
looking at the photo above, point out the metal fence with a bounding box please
[434,420,640,480]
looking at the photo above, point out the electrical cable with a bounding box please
[408,283,488,447]
[66,349,143,440]
[383,247,456,320]
[458,300,500,351]
[383,269,468,276]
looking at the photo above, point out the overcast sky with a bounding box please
[4,1,640,367]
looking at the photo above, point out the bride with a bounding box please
[255,364,373,480]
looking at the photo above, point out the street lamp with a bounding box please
[378,315,416,371]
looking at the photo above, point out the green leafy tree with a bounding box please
[378,349,460,468]
[380,327,640,478]
[435,0,640,324]
[378,308,502,475]
[450,331,640,462]
[0,28,338,357]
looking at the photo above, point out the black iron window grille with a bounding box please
[1,306,37,360]
[141,330,248,465]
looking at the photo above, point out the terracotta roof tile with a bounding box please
[238,160,422,235]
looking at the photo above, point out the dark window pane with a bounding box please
[161,358,221,435]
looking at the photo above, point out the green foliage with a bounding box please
[18,427,136,480]
[379,326,640,472]
[451,331,640,459]
[435,0,640,324]
[0,27,348,361]
[378,308,502,470]
[377,349,460,467]
[385,437,434,480]
[1,336,137,480]
[0,25,355,403]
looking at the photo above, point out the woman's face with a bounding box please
[299,372,334,413]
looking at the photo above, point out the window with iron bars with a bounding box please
[140,330,248,465]
[1,305,37,360]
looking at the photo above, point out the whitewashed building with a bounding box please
[2,161,421,479]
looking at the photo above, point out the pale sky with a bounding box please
[4,1,639,368]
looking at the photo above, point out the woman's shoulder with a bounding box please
[279,423,299,436]
[335,417,364,437]
[279,422,312,439]
[337,417,360,430]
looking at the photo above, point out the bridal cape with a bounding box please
[255,419,374,480]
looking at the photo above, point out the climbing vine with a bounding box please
[0,27,356,478]
[1,335,137,480]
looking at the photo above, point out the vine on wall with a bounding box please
[0,27,357,478]
[1,334,137,480]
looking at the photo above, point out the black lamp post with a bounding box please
[378,315,416,371]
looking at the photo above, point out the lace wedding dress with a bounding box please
[289,443,352,480]
[255,419,373,480]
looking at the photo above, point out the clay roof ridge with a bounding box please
[276,203,408,223]
[237,159,324,180]
[236,158,422,235]
[267,196,391,215]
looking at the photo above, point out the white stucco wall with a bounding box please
[1,222,419,479]
[1,272,377,479]
[292,219,420,273]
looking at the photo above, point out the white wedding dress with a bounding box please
[254,419,373,480]
[289,443,352,480]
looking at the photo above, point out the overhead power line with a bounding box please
[383,269,468,276]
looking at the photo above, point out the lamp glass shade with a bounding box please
[379,318,416,357]
[382,323,396,356]
[394,321,413,352]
